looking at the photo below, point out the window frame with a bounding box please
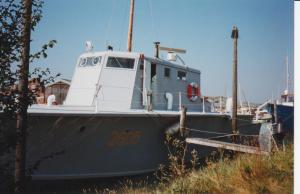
[106,56,135,69]
[164,67,171,78]
[177,70,187,81]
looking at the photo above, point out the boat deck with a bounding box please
[28,104,231,117]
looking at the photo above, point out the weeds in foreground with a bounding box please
[165,145,293,194]
[84,136,293,194]
[154,134,200,190]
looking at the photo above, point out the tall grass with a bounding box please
[92,146,293,194]
[164,145,293,194]
[83,133,293,194]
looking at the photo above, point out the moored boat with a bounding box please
[1,1,261,180]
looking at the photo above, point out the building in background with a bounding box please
[45,78,71,105]
[29,78,46,104]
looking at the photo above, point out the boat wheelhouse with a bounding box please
[31,50,211,113]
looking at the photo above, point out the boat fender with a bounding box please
[187,82,200,101]
[47,94,57,106]
[165,122,180,135]
[165,92,173,110]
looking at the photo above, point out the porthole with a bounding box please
[93,57,100,65]
[80,58,87,66]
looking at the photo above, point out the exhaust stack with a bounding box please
[154,42,160,58]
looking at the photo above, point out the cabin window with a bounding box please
[79,56,101,67]
[107,57,135,69]
[164,67,170,78]
[177,71,186,80]
[151,63,156,82]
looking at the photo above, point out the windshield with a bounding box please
[106,57,135,69]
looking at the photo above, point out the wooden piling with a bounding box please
[180,106,187,137]
[231,26,239,136]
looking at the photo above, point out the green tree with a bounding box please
[14,0,32,191]
[0,0,59,191]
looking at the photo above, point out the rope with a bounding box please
[187,128,230,135]
[187,127,259,137]
[119,0,130,50]
[208,134,237,139]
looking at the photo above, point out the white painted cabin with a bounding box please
[65,51,139,111]
[30,50,212,113]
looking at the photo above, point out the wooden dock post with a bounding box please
[180,106,187,137]
[231,26,239,139]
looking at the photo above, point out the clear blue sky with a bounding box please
[31,0,294,103]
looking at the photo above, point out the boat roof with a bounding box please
[79,51,200,74]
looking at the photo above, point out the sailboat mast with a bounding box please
[286,56,289,93]
[127,0,135,52]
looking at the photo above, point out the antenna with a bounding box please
[159,46,186,54]
[159,45,187,66]
[85,41,93,52]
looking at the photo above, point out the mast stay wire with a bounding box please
[104,0,117,49]
[118,1,130,51]
[148,0,158,42]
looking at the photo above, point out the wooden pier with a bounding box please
[186,137,269,155]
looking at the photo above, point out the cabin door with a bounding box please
[64,57,103,106]
[143,60,151,106]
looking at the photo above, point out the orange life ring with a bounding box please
[187,82,200,101]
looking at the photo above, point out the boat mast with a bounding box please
[286,56,289,93]
[127,0,135,52]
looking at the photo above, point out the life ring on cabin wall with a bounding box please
[187,82,200,101]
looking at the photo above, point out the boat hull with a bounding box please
[1,112,260,180]
[267,104,294,136]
